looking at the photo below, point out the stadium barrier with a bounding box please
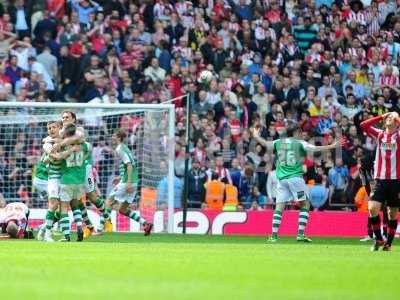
[21,209,400,237]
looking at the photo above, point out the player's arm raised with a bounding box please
[49,145,81,161]
[251,127,275,151]
[54,127,85,151]
[301,138,345,152]
[360,113,391,138]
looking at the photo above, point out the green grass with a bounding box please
[0,234,399,300]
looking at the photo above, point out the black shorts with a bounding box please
[370,180,400,207]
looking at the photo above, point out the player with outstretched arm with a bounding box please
[252,128,341,243]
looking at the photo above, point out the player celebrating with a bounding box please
[252,128,340,242]
[57,123,90,242]
[360,112,400,251]
[101,129,153,235]
[33,153,49,203]
[0,202,33,239]
[41,121,64,242]
[57,111,106,238]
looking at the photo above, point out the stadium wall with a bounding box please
[24,209,400,237]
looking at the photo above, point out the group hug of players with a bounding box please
[1,111,152,241]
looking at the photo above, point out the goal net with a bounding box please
[0,102,175,233]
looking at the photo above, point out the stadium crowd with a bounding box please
[0,0,398,212]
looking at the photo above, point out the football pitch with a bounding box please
[0,234,399,300]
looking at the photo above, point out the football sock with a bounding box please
[369,215,383,241]
[78,202,92,227]
[367,218,373,238]
[72,209,83,229]
[383,224,388,238]
[54,211,61,223]
[103,208,111,221]
[123,209,147,225]
[100,207,112,227]
[45,210,55,230]
[386,220,398,246]
[95,196,105,212]
[272,209,282,238]
[297,208,309,237]
[59,213,70,239]
[383,210,389,238]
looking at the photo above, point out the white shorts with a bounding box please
[109,182,137,204]
[276,177,309,204]
[60,184,84,202]
[33,177,48,195]
[48,178,60,200]
[85,164,96,194]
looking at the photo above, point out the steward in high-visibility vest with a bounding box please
[205,174,225,210]
[223,184,238,211]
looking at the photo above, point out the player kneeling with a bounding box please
[100,129,153,235]
[0,202,33,239]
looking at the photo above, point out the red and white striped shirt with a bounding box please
[361,116,400,180]
[1,202,28,224]
[379,74,399,87]
[347,10,367,25]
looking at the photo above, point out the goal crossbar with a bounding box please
[0,102,176,233]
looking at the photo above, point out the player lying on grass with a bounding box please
[101,129,153,235]
[252,128,341,243]
[54,111,106,238]
[360,111,400,251]
[0,202,33,239]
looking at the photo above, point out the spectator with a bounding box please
[144,57,166,84]
[188,159,207,208]
[8,0,30,38]
[156,161,184,209]
[316,108,334,135]
[36,46,57,81]
[192,90,210,117]
[310,175,329,210]
[215,155,232,184]
[232,164,257,208]
[204,173,225,210]
[71,0,100,24]
[247,186,266,209]
[328,159,350,207]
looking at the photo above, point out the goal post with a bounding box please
[0,102,175,233]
